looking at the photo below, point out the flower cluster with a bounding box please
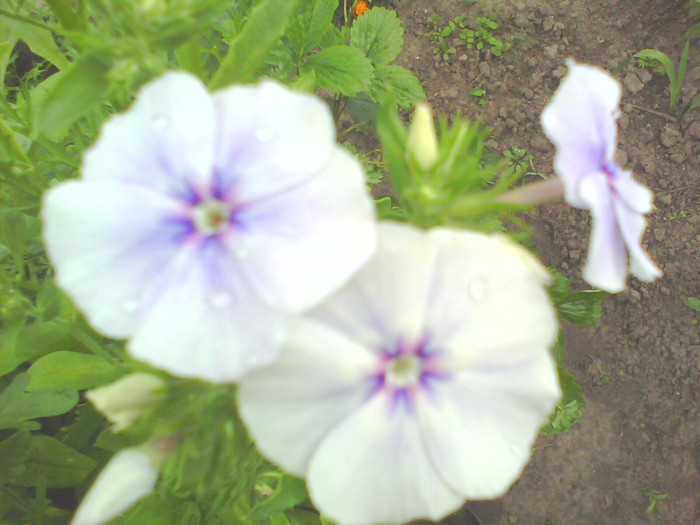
[42,61,661,525]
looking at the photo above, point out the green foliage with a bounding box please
[645,490,668,514]
[301,45,373,96]
[459,17,510,56]
[685,296,700,312]
[428,14,511,61]
[549,269,606,327]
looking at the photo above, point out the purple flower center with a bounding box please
[192,200,231,236]
[372,339,447,411]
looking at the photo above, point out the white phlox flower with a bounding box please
[42,72,377,382]
[239,222,561,525]
[541,60,662,293]
[71,444,163,525]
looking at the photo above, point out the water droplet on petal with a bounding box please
[209,291,233,309]
[152,115,168,130]
[468,277,486,302]
[123,299,140,313]
[255,128,275,142]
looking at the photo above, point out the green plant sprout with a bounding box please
[428,15,458,61]
[459,16,511,56]
[662,210,687,221]
[686,297,700,312]
[470,87,488,106]
[591,356,613,386]
[645,490,668,514]
[504,146,547,179]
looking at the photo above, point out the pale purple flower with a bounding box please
[42,72,376,382]
[239,222,560,525]
[541,60,662,293]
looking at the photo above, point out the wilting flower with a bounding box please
[42,72,376,382]
[239,222,560,525]
[72,444,165,525]
[87,373,165,432]
[541,60,662,292]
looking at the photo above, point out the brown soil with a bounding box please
[388,0,700,523]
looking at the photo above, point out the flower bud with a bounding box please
[406,103,439,171]
[87,373,165,432]
[71,444,163,525]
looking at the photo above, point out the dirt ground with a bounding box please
[385,0,699,523]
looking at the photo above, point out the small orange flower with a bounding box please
[354,0,370,19]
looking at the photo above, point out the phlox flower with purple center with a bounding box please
[541,60,662,293]
[42,72,376,382]
[238,222,561,525]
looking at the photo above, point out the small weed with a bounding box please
[428,15,458,61]
[504,146,547,178]
[470,88,488,107]
[662,210,687,222]
[685,297,700,312]
[428,15,511,61]
[591,356,613,386]
[645,490,668,514]
[459,17,511,57]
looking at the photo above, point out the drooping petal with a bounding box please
[307,394,464,525]
[128,241,289,382]
[613,170,654,214]
[614,200,663,282]
[579,173,628,292]
[71,449,158,525]
[82,72,216,201]
[42,181,190,338]
[238,319,376,475]
[231,149,376,312]
[416,353,560,499]
[424,229,557,369]
[541,61,621,207]
[307,221,437,353]
[212,81,335,203]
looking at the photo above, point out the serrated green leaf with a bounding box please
[210,0,299,89]
[286,0,338,59]
[248,475,308,520]
[301,45,374,96]
[32,55,111,139]
[0,15,70,70]
[7,435,97,488]
[370,65,425,108]
[27,351,122,392]
[542,366,585,434]
[350,7,403,66]
[0,373,78,430]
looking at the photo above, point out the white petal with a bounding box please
[212,81,335,202]
[614,200,663,282]
[613,170,654,214]
[425,229,557,368]
[307,394,464,525]
[579,173,628,292]
[83,72,216,200]
[238,319,376,475]
[232,149,376,312]
[541,61,621,207]
[308,221,437,352]
[128,242,289,382]
[417,353,560,499]
[42,181,188,338]
[71,449,158,525]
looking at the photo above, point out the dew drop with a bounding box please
[255,128,275,142]
[209,291,233,309]
[152,115,168,130]
[468,277,486,302]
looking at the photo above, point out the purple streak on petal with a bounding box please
[390,388,415,415]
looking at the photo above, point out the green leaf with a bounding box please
[7,435,97,488]
[542,366,585,434]
[210,0,300,89]
[633,49,677,105]
[685,296,700,312]
[0,15,70,70]
[0,316,27,377]
[248,475,308,520]
[0,373,78,430]
[301,45,374,97]
[32,55,111,139]
[44,0,88,31]
[371,65,425,108]
[0,210,29,271]
[683,92,700,118]
[549,269,606,326]
[0,431,32,483]
[376,97,409,195]
[350,7,404,66]
[14,319,75,364]
[286,0,338,59]
[27,351,122,392]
